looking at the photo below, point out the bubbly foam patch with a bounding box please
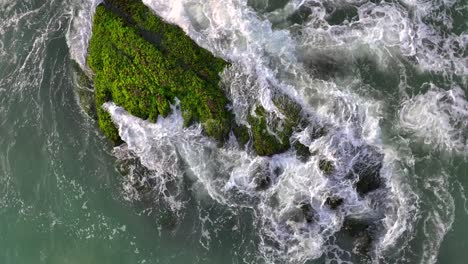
[103,100,417,263]
[399,84,468,154]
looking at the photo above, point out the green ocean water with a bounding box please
[0,0,467,263]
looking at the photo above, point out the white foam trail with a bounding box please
[67,0,102,72]
[103,101,201,212]
[420,171,455,264]
[399,84,468,155]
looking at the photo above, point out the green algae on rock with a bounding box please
[248,94,303,156]
[88,0,229,143]
[87,0,305,157]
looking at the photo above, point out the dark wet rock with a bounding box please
[247,0,289,13]
[342,217,377,256]
[254,173,272,191]
[232,123,250,148]
[288,5,313,25]
[325,196,344,209]
[282,207,306,223]
[311,126,328,140]
[116,153,150,185]
[251,162,272,191]
[299,202,317,223]
[294,141,311,162]
[349,146,384,195]
[353,233,372,256]
[273,166,283,177]
[325,5,359,26]
[319,159,334,175]
[343,218,369,237]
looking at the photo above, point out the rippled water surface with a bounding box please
[0,0,467,263]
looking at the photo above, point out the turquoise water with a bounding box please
[0,0,467,263]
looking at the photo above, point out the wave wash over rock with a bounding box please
[79,0,459,263]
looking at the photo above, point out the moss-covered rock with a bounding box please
[232,123,250,148]
[248,95,303,156]
[87,0,305,157]
[294,141,311,161]
[248,106,290,156]
[318,159,334,175]
[88,0,230,144]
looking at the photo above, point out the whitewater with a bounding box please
[0,0,466,263]
[70,0,466,263]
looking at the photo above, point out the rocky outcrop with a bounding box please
[87,0,306,157]
[88,0,230,143]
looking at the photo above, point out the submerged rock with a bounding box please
[343,218,370,237]
[349,146,384,196]
[280,202,318,224]
[294,141,311,162]
[72,62,97,120]
[342,217,375,256]
[318,159,334,175]
[281,207,306,223]
[325,196,344,209]
[252,164,272,191]
[299,202,317,223]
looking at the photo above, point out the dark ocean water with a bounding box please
[0,0,467,263]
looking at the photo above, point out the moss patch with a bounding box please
[88,0,229,143]
[87,0,305,156]
[319,159,334,175]
[248,106,288,156]
[248,95,303,156]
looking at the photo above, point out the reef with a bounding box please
[87,0,304,157]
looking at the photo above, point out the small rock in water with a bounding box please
[251,162,272,191]
[294,141,311,162]
[299,202,317,223]
[325,196,344,209]
[343,218,369,237]
[311,126,327,140]
[281,207,306,223]
[157,209,178,230]
[254,174,271,191]
[353,233,372,257]
[349,146,384,195]
[342,218,376,257]
[319,159,334,175]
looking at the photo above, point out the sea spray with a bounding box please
[66,0,468,262]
